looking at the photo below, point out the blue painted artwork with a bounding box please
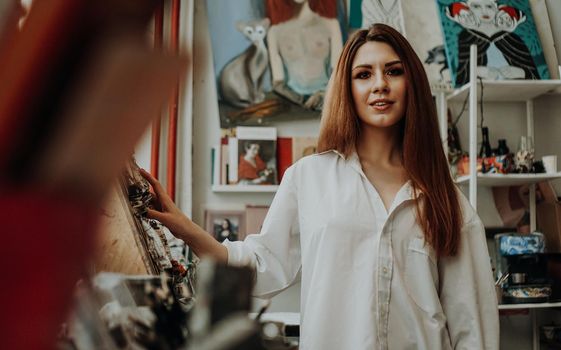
[499,233,545,256]
[206,0,347,128]
[435,0,550,88]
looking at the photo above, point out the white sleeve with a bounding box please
[222,166,301,299]
[438,217,500,350]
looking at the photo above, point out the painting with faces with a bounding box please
[205,0,347,128]
[400,0,453,91]
[348,0,453,91]
[435,0,550,87]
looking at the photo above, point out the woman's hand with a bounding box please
[139,168,194,241]
[139,169,229,263]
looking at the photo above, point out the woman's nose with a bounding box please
[370,74,389,94]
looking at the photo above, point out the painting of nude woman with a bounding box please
[206,0,346,128]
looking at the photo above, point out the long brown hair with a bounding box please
[318,24,462,257]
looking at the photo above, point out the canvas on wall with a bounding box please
[401,0,453,91]
[348,0,452,90]
[349,0,406,33]
[436,0,551,87]
[546,0,561,66]
[529,0,560,79]
[206,0,347,129]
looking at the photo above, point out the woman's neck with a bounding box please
[356,124,402,168]
[296,1,314,20]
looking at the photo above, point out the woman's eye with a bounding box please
[355,71,370,79]
[387,68,404,76]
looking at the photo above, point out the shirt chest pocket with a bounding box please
[404,237,442,315]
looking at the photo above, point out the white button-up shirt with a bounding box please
[224,151,499,350]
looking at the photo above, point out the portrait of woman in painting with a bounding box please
[265,0,343,110]
[214,218,238,242]
[237,140,276,185]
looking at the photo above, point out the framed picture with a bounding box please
[244,205,270,240]
[204,209,246,242]
[206,0,347,128]
[435,0,550,88]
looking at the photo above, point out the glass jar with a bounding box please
[515,136,534,173]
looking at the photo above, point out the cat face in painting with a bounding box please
[467,0,498,24]
[235,18,271,44]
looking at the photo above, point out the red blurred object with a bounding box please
[166,0,181,201]
[0,0,178,348]
[150,1,164,179]
[0,191,98,349]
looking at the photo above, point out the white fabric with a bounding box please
[223,151,499,350]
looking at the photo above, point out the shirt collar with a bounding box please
[317,149,346,159]
[319,149,423,201]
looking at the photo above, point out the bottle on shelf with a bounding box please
[479,127,493,173]
[479,127,493,158]
[495,139,514,173]
[497,139,510,156]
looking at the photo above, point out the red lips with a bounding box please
[368,98,395,111]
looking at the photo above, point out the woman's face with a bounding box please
[222,219,230,229]
[351,41,407,130]
[468,0,497,24]
[247,144,260,158]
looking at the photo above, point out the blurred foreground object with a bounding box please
[0,0,186,348]
[62,262,266,350]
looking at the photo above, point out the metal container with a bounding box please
[510,272,527,285]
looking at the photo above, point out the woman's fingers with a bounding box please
[146,208,165,222]
[140,168,166,197]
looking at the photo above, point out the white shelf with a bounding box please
[211,185,278,193]
[499,302,561,310]
[456,173,561,186]
[447,80,561,103]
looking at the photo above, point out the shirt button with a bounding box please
[382,267,388,274]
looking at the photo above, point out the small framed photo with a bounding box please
[204,209,246,242]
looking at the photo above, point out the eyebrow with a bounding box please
[352,60,403,71]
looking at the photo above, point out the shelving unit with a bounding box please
[445,45,561,350]
[499,302,561,310]
[499,302,561,350]
[456,173,561,187]
[448,45,561,232]
[447,79,561,103]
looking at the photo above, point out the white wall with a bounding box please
[535,94,561,194]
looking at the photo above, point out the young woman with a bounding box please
[142,24,499,350]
